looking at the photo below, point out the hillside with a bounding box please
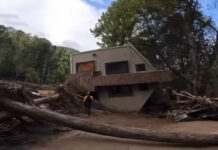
[0,25,78,83]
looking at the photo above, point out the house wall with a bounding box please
[72,46,154,74]
[72,45,155,112]
[98,86,154,112]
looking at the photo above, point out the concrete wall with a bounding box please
[72,45,155,112]
[98,86,154,112]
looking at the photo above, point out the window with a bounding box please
[105,61,129,75]
[138,84,149,91]
[76,61,95,73]
[136,64,146,72]
[108,85,132,97]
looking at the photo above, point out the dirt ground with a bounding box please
[27,112,218,150]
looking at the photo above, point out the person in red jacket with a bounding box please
[82,91,96,115]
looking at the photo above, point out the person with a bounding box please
[82,91,96,115]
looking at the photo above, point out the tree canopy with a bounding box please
[91,0,218,95]
[0,25,78,83]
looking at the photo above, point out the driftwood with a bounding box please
[34,94,60,106]
[0,80,48,94]
[14,81,54,90]
[1,98,218,145]
[0,80,24,91]
[169,91,218,121]
[0,80,61,122]
[0,80,88,119]
[0,94,60,122]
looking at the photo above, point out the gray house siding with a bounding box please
[98,86,154,112]
[72,44,155,112]
[72,45,154,74]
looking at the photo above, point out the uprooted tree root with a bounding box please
[167,90,218,121]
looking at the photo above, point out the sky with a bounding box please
[0,0,217,51]
[0,0,114,51]
[199,0,218,27]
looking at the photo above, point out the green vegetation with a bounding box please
[0,25,78,83]
[91,0,218,96]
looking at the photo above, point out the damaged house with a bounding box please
[68,43,173,112]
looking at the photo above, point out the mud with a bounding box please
[0,121,68,150]
[9,112,218,150]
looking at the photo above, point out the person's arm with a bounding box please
[90,96,97,102]
[82,96,87,103]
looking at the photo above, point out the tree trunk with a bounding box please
[184,0,201,95]
[34,94,60,106]
[0,80,52,93]
[1,98,218,145]
[0,94,60,121]
[0,111,11,121]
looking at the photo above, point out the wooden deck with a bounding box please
[67,70,173,91]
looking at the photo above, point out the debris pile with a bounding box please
[168,91,218,122]
[49,86,85,115]
[0,80,87,148]
[0,80,86,133]
[2,80,218,145]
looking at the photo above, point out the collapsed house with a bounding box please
[67,43,173,112]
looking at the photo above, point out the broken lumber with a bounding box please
[1,98,218,145]
[169,90,218,121]
[34,94,60,106]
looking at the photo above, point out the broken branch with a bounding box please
[34,94,60,106]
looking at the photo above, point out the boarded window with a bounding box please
[76,61,95,73]
[136,64,146,72]
[105,61,129,75]
[108,85,132,97]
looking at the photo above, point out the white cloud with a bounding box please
[0,0,102,51]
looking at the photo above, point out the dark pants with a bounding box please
[84,99,92,115]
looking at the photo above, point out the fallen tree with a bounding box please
[0,111,11,121]
[0,80,87,116]
[0,80,49,94]
[1,98,218,145]
[34,94,60,106]
[0,94,60,122]
[168,90,218,121]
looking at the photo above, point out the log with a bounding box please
[0,80,39,92]
[1,99,218,145]
[0,80,23,91]
[34,94,60,106]
[0,111,11,121]
[0,94,60,121]
[0,80,55,97]
[15,81,54,90]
